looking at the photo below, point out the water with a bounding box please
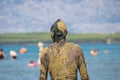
[0,43,120,80]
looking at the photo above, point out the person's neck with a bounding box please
[55,39,66,46]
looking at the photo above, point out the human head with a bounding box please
[50,19,68,43]
[38,42,44,48]
[30,60,34,63]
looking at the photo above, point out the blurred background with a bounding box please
[0,0,120,80]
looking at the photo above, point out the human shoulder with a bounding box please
[49,43,55,47]
[65,42,83,56]
[66,42,83,53]
[48,43,58,49]
[66,42,81,48]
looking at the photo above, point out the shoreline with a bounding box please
[0,41,120,45]
[0,33,120,45]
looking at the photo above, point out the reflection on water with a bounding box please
[0,43,120,80]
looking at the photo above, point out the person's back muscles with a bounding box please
[39,42,89,80]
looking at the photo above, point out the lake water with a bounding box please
[0,43,120,80]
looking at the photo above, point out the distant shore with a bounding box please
[0,32,120,45]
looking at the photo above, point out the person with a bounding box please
[28,60,39,67]
[19,47,27,54]
[37,42,44,65]
[0,49,6,60]
[90,48,99,56]
[9,50,17,60]
[39,19,89,80]
[104,49,109,54]
[38,42,44,51]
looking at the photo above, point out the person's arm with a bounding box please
[78,47,89,80]
[39,48,49,80]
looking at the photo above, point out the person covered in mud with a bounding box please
[39,19,89,80]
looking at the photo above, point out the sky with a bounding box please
[0,0,120,33]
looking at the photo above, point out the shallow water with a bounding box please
[0,43,120,80]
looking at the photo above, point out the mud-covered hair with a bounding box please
[50,19,68,43]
